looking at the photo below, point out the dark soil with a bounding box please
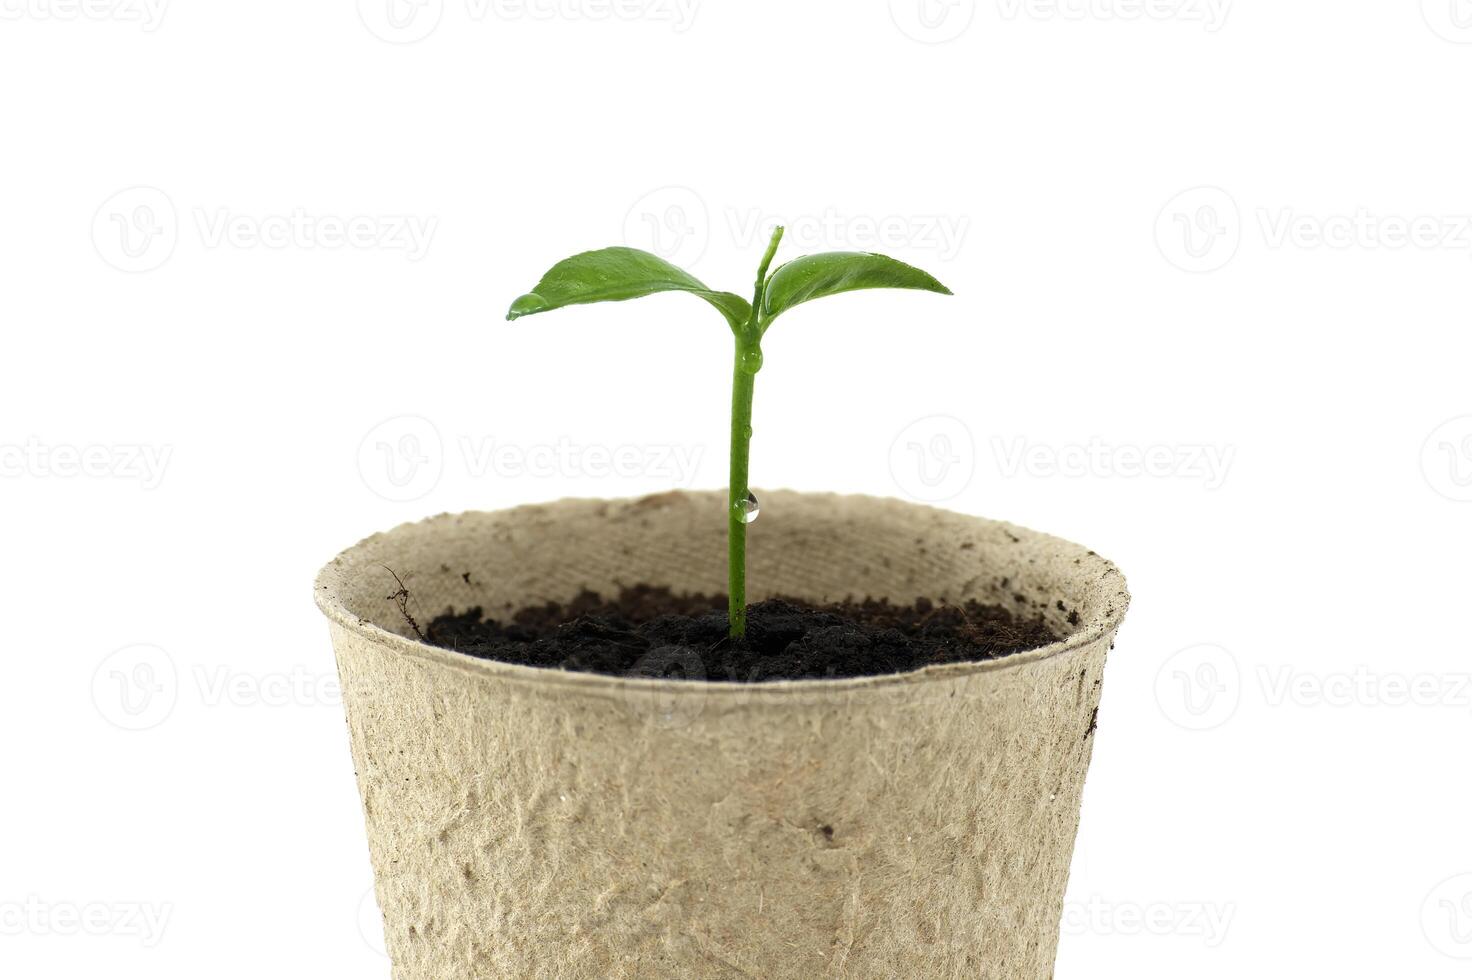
[424,585,1059,683]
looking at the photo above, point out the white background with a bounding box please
[3,1,1470,977]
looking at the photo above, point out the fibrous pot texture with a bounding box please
[315,490,1129,979]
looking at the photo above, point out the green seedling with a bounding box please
[508,226,951,640]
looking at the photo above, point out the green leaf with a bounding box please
[760,252,952,328]
[507,246,752,332]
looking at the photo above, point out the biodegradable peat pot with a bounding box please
[315,490,1129,979]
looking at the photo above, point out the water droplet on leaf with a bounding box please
[739,348,764,374]
[507,293,549,320]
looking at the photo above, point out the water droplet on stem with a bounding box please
[736,492,759,524]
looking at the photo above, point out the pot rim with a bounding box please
[314,491,1129,697]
